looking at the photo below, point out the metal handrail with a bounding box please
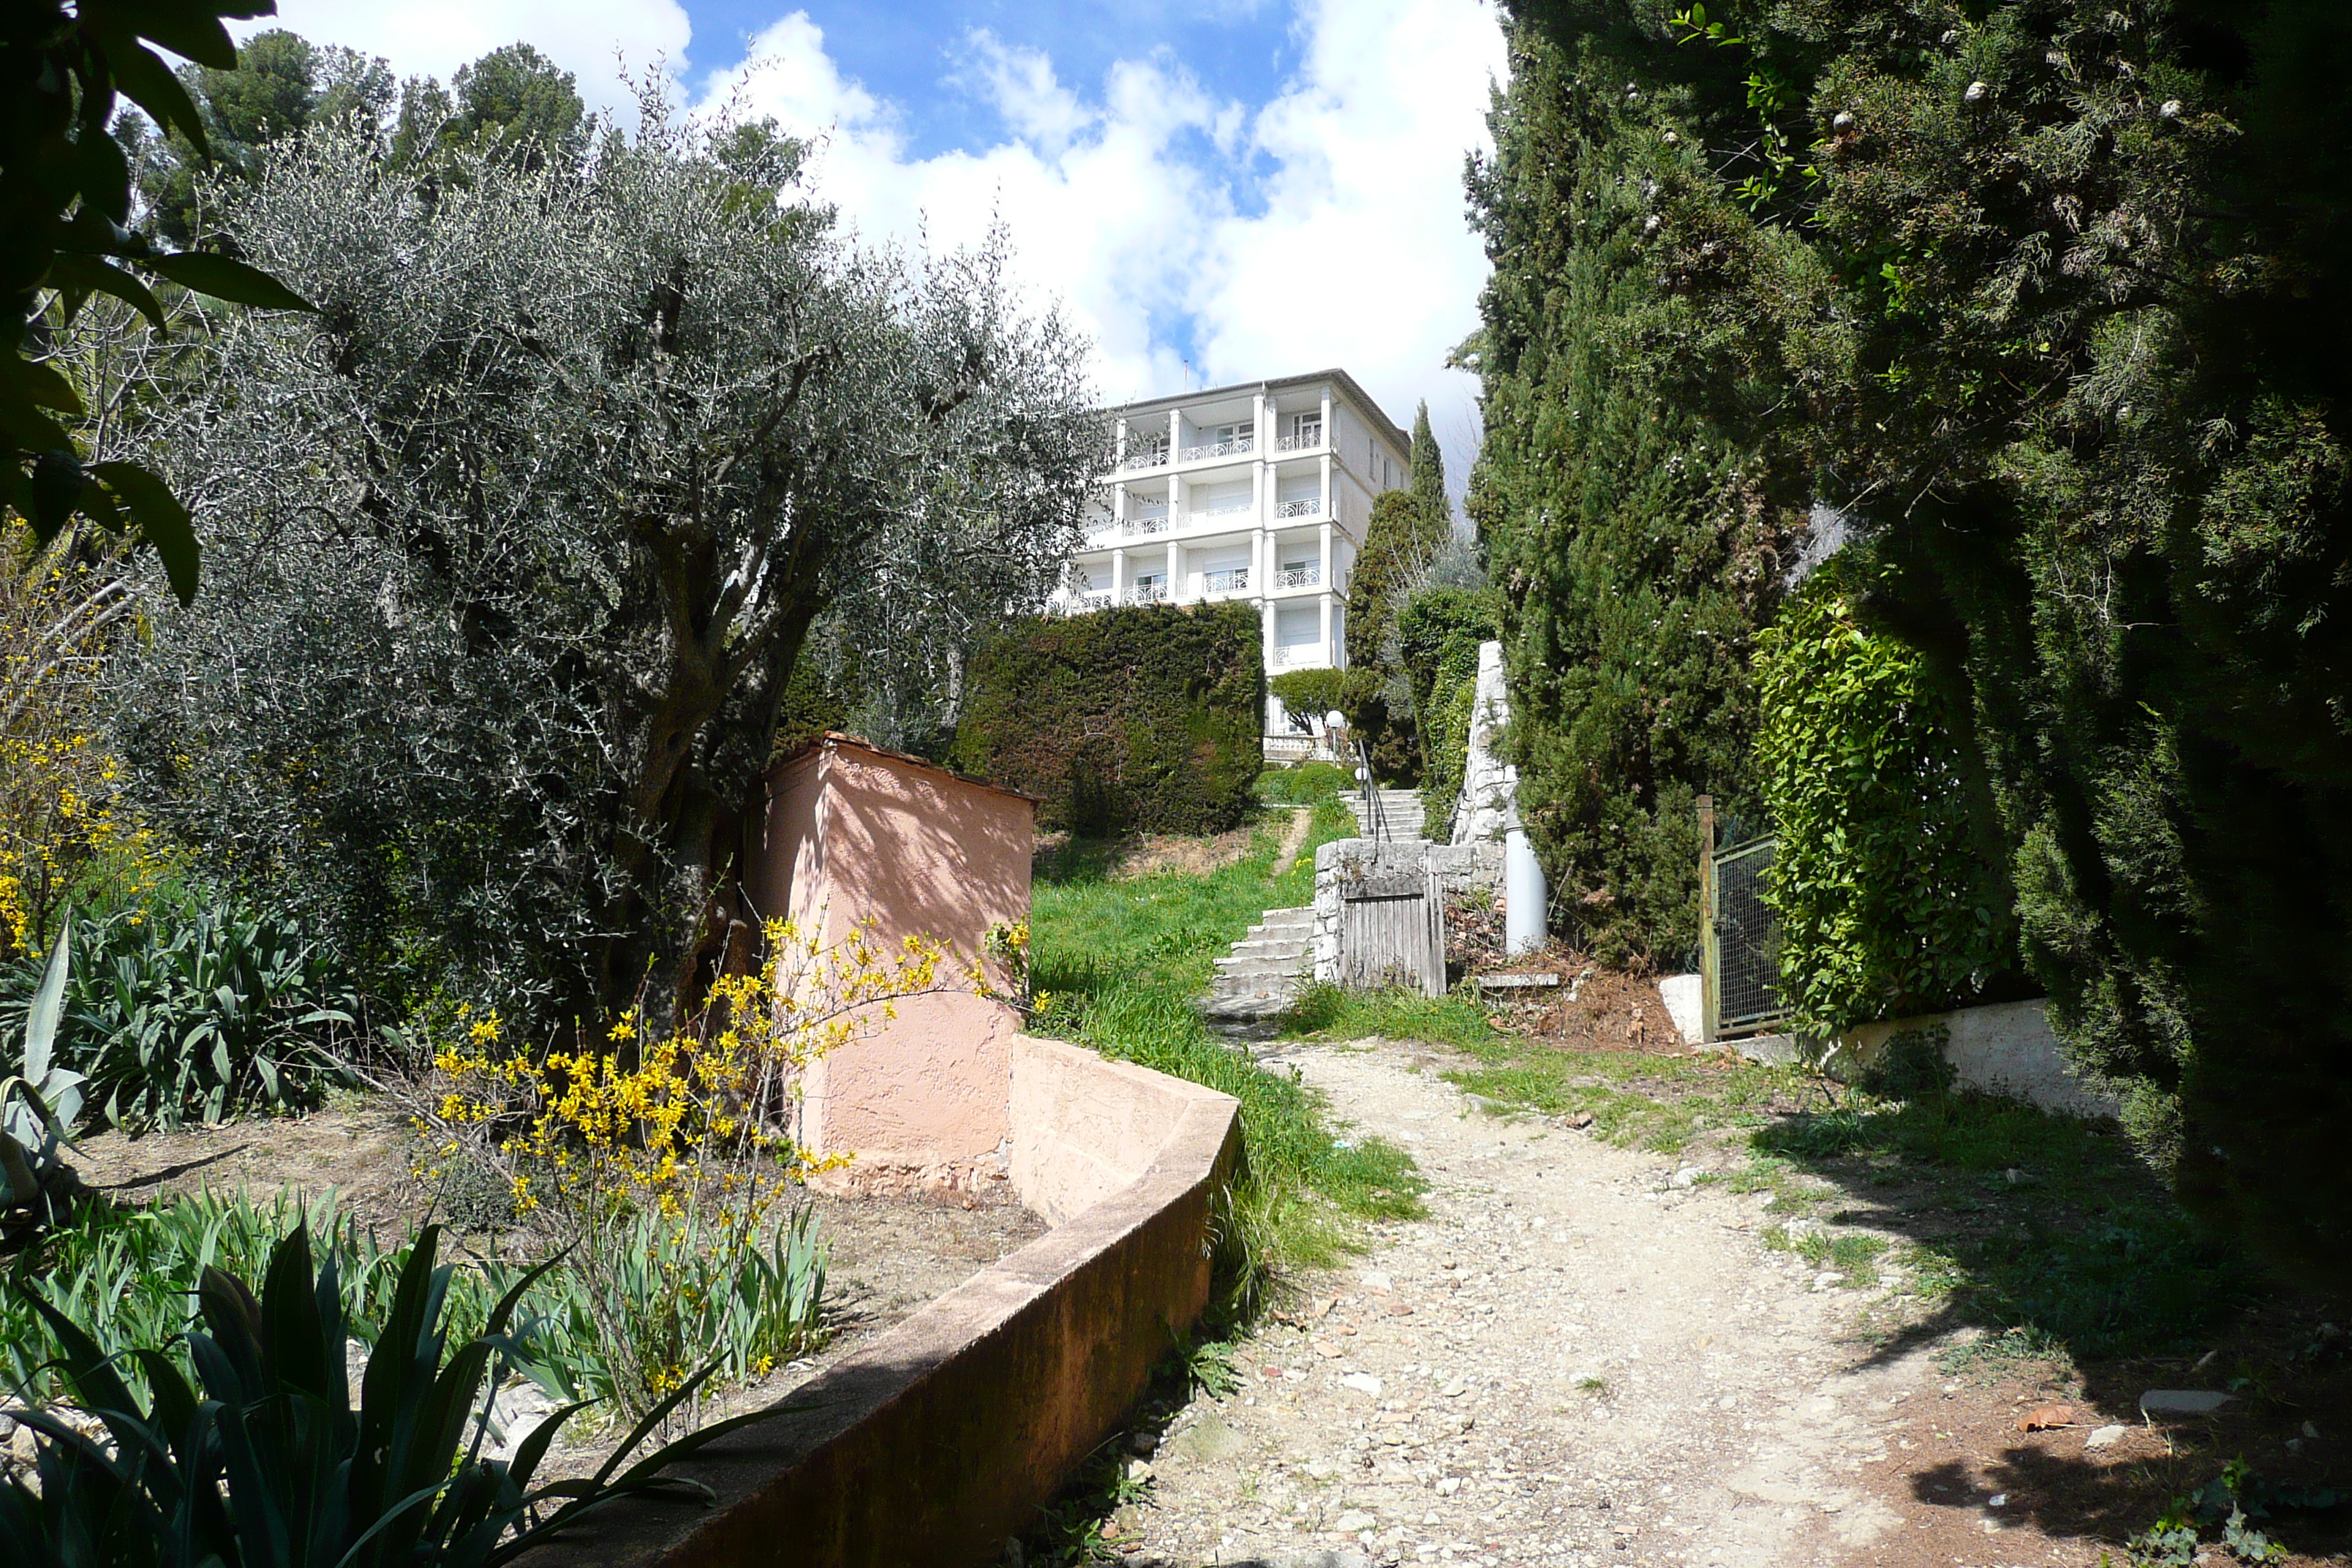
[1356,740,1391,843]
[1180,438,1254,463]
[1274,498,1320,519]
[1204,568,1249,593]
[1278,564,1320,588]
[1127,516,1170,536]
[1129,583,1169,604]
[1124,444,1169,470]
[1275,430,1322,452]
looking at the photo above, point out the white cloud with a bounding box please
[249,0,691,120]
[230,1,1506,489]
[707,3,1505,489]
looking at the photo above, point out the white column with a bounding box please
[1115,414,1128,469]
[1319,451,1333,529]
[1167,539,1182,603]
[1113,480,1127,533]
[1319,388,1332,451]
[1319,517,1335,660]
[1112,546,1126,603]
[1319,589,1333,660]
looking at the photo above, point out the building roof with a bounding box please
[1109,368,1412,461]
[770,732,1043,807]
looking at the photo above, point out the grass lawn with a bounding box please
[1028,795,1425,1297]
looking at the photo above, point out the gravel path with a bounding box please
[1125,1036,1994,1568]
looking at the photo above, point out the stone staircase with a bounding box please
[1347,787,1429,843]
[1201,905,1314,1029]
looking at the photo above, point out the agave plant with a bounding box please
[0,1223,770,1567]
[0,921,86,1231]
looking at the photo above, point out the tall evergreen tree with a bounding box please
[1465,13,1806,963]
[1344,402,1454,782]
[1486,0,2352,1289]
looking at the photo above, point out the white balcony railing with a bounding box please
[1278,564,1321,588]
[1204,568,1250,593]
[1129,583,1169,605]
[1180,438,1254,464]
[1273,498,1320,519]
[1199,500,1254,520]
[1127,515,1171,536]
[1076,590,1112,611]
[1124,443,1169,470]
[1275,429,1323,452]
[1273,644,1326,667]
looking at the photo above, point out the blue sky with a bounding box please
[685,1,1300,162]
[251,1,1504,489]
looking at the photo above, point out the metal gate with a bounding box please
[1340,868,1445,998]
[1697,795,1787,1040]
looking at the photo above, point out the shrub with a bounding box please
[1256,761,1352,806]
[0,1187,829,1430]
[951,602,1264,836]
[421,917,946,1417]
[1753,559,2022,1036]
[0,1221,766,1567]
[0,901,358,1131]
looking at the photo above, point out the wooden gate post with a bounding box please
[1697,794,1716,1045]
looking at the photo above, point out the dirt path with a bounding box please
[1126,1036,2085,1568]
[1268,805,1316,879]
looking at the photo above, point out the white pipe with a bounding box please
[1504,824,1546,957]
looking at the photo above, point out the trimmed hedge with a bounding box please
[952,603,1264,836]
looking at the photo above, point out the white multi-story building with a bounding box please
[1049,369,1413,748]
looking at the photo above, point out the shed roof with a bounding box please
[769,732,1042,807]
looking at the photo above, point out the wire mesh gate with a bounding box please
[1698,796,1788,1040]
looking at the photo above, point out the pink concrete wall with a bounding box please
[754,737,1034,1168]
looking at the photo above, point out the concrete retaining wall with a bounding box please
[1726,999,2121,1119]
[541,1036,1241,1568]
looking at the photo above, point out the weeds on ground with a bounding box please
[1374,1003,2246,1368]
[1281,981,1499,1052]
[1029,797,1423,1290]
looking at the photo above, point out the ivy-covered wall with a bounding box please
[1754,557,2023,1039]
[1398,588,1502,841]
[950,603,1264,837]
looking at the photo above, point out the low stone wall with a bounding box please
[1727,999,2121,1120]
[542,1036,1241,1568]
[1311,837,1502,984]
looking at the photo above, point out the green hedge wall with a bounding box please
[951,603,1264,836]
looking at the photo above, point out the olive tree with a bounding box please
[116,103,1103,1036]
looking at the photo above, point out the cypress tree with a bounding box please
[1466,12,1806,964]
[1484,0,2352,1289]
[1345,402,1455,783]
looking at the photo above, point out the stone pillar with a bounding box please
[1167,538,1182,602]
[1112,546,1126,603]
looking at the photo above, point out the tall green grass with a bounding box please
[1029,799,1424,1293]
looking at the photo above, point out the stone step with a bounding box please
[1253,905,1313,927]
[1225,937,1311,960]
[1214,956,1309,980]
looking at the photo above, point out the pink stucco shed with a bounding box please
[748,734,1035,1175]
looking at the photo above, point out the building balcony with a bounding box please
[1273,645,1330,668]
[1273,497,1321,520]
[1204,568,1250,594]
[1127,515,1171,537]
[1123,445,1169,471]
[1275,429,1323,453]
[1130,583,1169,605]
[1180,437,1254,464]
[1276,564,1322,589]
[1074,590,1113,611]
